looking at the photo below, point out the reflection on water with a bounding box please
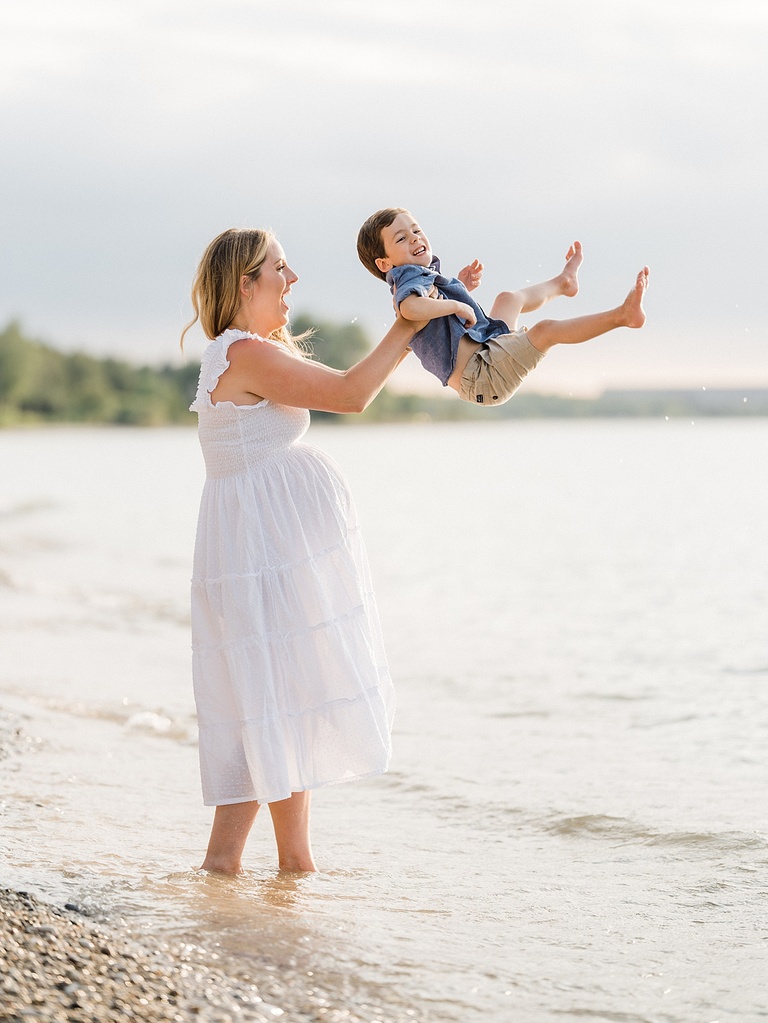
[156,870,322,951]
[2,421,768,1022]
[141,868,429,1019]
[163,868,319,920]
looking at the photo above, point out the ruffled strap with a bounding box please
[189,329,262,413]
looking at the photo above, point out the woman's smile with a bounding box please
[245,239,299,335]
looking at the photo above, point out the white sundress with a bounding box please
[189,329,395,806]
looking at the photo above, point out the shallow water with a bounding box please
[1,419,767,1022]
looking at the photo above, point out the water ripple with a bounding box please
[543,813,768,858]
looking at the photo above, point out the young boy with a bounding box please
[356,207,649,405]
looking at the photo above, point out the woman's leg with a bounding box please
[269,791,317,872]
[200,800,260,874]
[200,791,317,874]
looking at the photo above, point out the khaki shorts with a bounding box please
[458,327,545,405]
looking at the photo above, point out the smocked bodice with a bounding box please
[190,330,310,479]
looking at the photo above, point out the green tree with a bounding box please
[0,321,29,405]
[0,321,199,426]
[291,315,370,369]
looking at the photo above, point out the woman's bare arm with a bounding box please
[212,317,417,414]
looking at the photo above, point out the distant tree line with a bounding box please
[0,321,198,426]
[1,319,766,427]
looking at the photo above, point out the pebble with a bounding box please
[0,888,287,1023]
[0,711,31,764]
[0,889,427,1023]
[0,712,425,1023]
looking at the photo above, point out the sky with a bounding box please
[1,0,766,395]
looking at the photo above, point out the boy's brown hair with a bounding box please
[357,207,409,281]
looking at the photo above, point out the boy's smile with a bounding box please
[375,212,433,274]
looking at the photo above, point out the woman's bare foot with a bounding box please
[278,858,318,873]
[556,241,583,298]
[199,856,245,875]
[619,266,650,328]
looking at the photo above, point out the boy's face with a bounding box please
[374,212,433,275]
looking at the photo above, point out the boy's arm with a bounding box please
[399,293,477,327]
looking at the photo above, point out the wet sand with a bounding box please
[0,883,430,1023]
[0,710,423,1023]
[1,887,288,1023]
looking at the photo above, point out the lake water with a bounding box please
[1,418,767,1022]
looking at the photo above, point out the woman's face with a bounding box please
[242,239,299,336]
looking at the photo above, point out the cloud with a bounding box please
[0,0,766,387]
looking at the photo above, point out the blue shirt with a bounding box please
[387,257,510,386]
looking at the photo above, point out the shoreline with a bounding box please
[0,887,287,1023]
[0,708,425,1023]
[0,887,425,1023]
[1,710,275,1023]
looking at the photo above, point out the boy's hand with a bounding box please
[458,260,483,292]
[453,301,477,328]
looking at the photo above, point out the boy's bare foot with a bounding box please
[557,241,583,298]
[619,266,650,328]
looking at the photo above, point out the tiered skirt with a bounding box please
[191,443,394,806]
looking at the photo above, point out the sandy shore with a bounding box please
[0,710,423,1023]
[0,885,426,1023]
[1,885,424,1023]
[0,887,291,1023]
[0,708,278,1023]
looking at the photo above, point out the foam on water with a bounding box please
[2,421,768,1022]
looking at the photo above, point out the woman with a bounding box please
[181,228,417,874]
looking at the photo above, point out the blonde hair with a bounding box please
[356,207,410,281]
[180,228,310,353]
